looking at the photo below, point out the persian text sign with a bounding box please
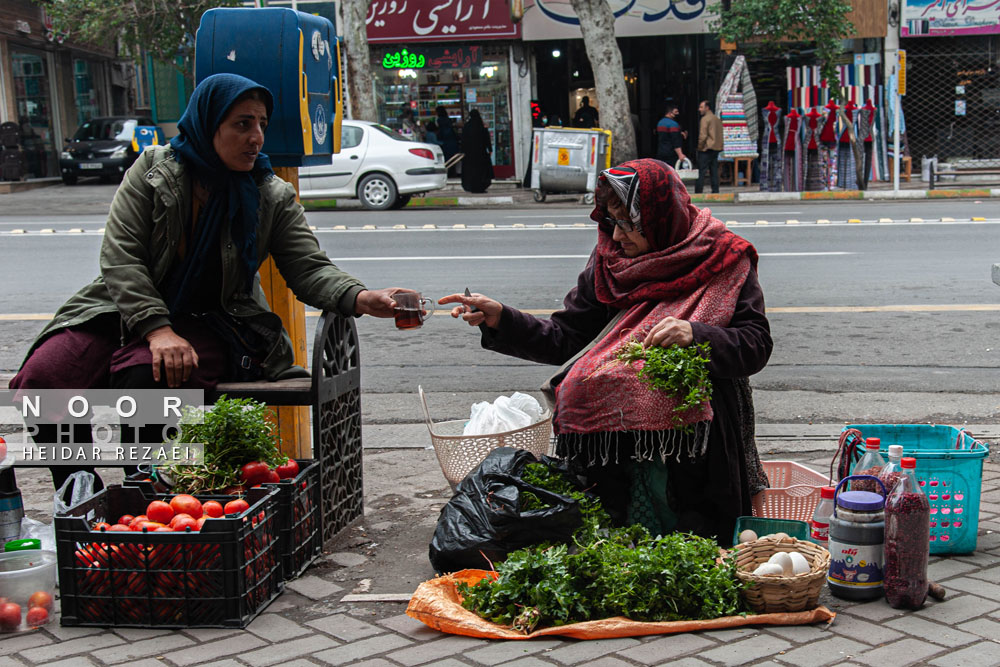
[521,0,715,40]
[901,0,1000,36]
[366,0,519,43]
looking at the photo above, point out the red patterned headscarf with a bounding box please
[555,159,758,461]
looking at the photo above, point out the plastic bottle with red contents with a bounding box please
[851,438,886,493]
[809,486,835,548]
[884,457,930,609]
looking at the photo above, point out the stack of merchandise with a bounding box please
[721,93,757,158]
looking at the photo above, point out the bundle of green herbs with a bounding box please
[457,462,747,633]
[617,340,713,430]
[165,396,287,494]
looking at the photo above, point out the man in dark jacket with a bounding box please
[573,96,600,128]
[656,104,687,166]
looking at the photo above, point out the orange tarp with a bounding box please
[407,569,836,640]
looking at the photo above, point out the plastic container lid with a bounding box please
[820,486,836,499]
[901,456,917,469]
[3,539,40,552]
[865,437,881,450]
[888,444,903,457]
[836,490,885,511]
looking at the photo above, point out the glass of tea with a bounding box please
[394,292,435,330]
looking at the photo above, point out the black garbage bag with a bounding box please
[428,447,583,574]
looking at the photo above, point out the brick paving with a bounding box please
[2,451,997,667]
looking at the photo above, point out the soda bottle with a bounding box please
[879,444,904,494]
[884,457,929,609]
[852,438,886,492]
[809,486,835,548]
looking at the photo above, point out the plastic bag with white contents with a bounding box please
[18,517,56,554]
[53,470,97,516]
[463,393,545,436]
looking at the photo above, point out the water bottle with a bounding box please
[879,444,904,494]
[851,438,886,493]
[809,485,835,548]
[884,457,930,609]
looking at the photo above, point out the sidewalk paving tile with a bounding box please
[827,612,904,645]
[306,613,385,641]
[697,627,758,642]
[379,613,446,641]
[928,642,1000,667]
[0,630,53,657]
[764,623,832,642]
[351,660,401,667]
[388,636,492,666]
[837,599,906,622]
[853,638,948,667]
[246,611,313,641]
[180,627,243,642]
[463,639,563,665]
[882,615,980,647]
[91,633,196,664]
[913,594,1000,624]
[651,659,713,667]
[34,658,98,667]
[285,574,344,600]
[927,558,981,581]
[578,658,634,667]
[694,634,793,666]
[938,575,1000,600]
[423,660,476,667]
[18,632,122,662]
[956,616,1000,638]
[0,658,25,667]
[544,637,642,665]
[489,658,558,667]
[190,660,243,667]
[39,624,103,641]
[111,628,173,641]
[163,634,267,666]
[778,637,871,667]
[239,633,340,666]
[617,633,716,664]
[969,565,1000,584]
[313,634,413,665]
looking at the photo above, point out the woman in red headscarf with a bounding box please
[440,158,772,546]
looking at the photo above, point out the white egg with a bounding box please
[739,529,758,543]
[767,551,794,575]
[753,562,785,576]
[772,532,790,540]
[788,551,811,575]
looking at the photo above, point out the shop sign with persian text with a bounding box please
[520,0,715,40]
[366,0,520,43]
[901,0,1000,36]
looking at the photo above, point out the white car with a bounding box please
[298,120,447,209]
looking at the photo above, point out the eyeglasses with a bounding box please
[603,215,642,234]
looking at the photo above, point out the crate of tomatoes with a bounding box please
[54,485,282,628]
[124,397,323,581]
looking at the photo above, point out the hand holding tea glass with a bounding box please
[354,288,415,318]
[438,291,502,328]
[393,292,436,330]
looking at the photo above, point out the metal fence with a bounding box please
[903,35,1000,176]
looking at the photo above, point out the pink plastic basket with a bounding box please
[751,461,832,523]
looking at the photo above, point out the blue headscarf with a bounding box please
[165,73,274,315]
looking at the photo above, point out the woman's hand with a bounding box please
[644,316,693,348]
[146,326,199,388]
[355,288,409,318]
[438,292,502,328]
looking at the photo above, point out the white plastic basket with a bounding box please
[751,461,832,523]
[419,386,553,490]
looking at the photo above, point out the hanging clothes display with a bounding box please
[803,108,824,192]
[858,100,877,190]
[837,100,859,190]
[819,100,839,190]
[782,108,802,192]
[760,101,783,192]
[716,55,760,151]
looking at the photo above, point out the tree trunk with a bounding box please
[341,0,378,121]
[569,0,636,165]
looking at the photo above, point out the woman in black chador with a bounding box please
[460,109,493,193]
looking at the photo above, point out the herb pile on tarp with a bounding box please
[166,396,287,493]
[456,462,747,633]
[617,340,713,430]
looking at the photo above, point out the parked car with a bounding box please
[59,116,163,185]
[298,120,447,209]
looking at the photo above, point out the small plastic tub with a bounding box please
[0,550,57,632]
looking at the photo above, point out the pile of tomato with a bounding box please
[92,494,250,533]
[0,590,53,633]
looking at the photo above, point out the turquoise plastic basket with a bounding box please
[845,424,990,555]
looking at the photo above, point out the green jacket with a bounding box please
[28,145,365,379]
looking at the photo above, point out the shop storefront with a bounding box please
[366,3,524,180]
[10,46,57,178]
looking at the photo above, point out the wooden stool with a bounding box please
[888,155,912,182]
[733,157,753,187]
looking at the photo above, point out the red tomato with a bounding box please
[275,459,300,480]
[92,522,111,532]
[0,436,6,463]
[221,485,245,495]
[224,498,250,516]
[169,494,203,519]
[118,514,135,526]
[128,515,148,528]
[170,515,199,532]
[196,517,208,530]
[108,524,131,532]
[133,521,165,532]
[25,606,49,627]
[264,470,280,484]
[154,526,173,532]
[28,591,53,611]
[0,602,21,631]
[239,461,270,487]
[202,501,224,518]
[146,500,174,524]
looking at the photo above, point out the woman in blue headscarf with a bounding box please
[7,73,409,492]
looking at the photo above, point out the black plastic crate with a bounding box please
[54,485,282,628]
[123,460,322,580]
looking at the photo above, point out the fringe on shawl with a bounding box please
[554,421,712,467]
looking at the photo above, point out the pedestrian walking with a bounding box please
[696,100,724,193]
[460,109,493,193]
[656,104,687,166]
[435,106,459,164]
[572,96,600,128]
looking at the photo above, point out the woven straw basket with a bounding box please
[419,386,553,490]
[732,536,831,613]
